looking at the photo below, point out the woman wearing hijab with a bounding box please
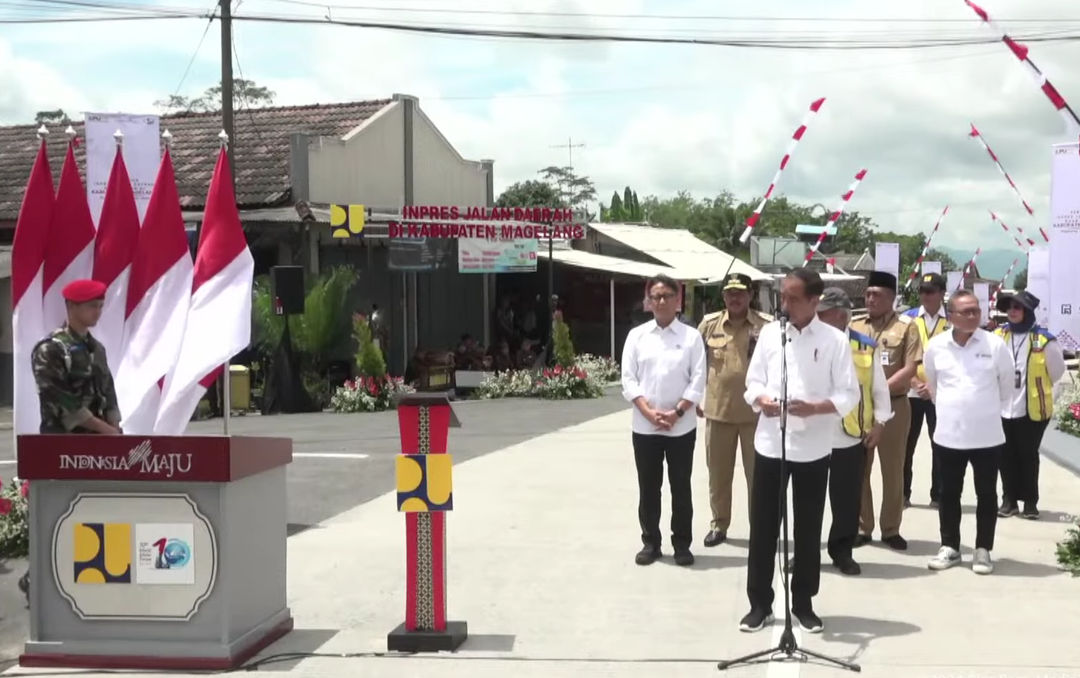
[993,290,1067,520]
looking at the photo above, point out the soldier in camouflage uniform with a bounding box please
[32,279,122,435]
[21,279,121,604]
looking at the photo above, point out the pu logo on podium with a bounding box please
[72,522,196,585]
[396,454,453,512]
[73,522,132,584]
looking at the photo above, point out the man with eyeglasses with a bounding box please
[621,274,707,567]
[923,290,1014,574]
[992,290,1066,520]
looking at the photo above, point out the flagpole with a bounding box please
[218,129,232,436]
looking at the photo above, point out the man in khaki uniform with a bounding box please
[850,271,921,550]
[697,273,772,547]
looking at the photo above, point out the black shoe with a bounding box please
[703,529,726,547]
[793,606,823,633]
[998,501,1019,518]
[882,534,908,551]
[673,549,695,566]
[738,607,774,632]
[854,533,871,548]
[929,499,940,509]
[1021,503,1039,520]
[635,545,661,565]
[832,557,862,576]
[904,497,912,509]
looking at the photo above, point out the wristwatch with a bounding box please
[675,405,686,418]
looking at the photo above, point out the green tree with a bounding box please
[496,180,564,208]
[353,314,387,378]
[1013,266,1028,290]
[154,79,276,114]
[538,165,597,214]
[34,109,70,126]
[553,317,576,368]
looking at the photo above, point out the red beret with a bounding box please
[62,279,107,303]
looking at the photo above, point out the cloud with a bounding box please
[4,0,1079,254]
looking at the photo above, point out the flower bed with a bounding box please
[0,478,30,559]
[474,355,617,401]
[1054,378,1080,438]
[330,375,415,413]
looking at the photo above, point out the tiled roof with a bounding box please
[0,99,393,221]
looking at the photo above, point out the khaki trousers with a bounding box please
[859,396,911,537]
[705,419,756,532]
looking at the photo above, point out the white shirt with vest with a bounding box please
[837,327,894,449]
[905,305,949,399]
[743,316,861,463]
[621,317,707,437]
[996,323,1068,419]
[923,327,1014,450]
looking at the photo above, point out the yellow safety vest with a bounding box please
[995,326,1054,421]
[913,313,948,382]
[843,331,877,438]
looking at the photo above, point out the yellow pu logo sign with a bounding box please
[73,522,132,584]
[331,203,366,238]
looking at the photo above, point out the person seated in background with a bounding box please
[490,340,514,372]
[516,339,540,369]
[455,334,486,370]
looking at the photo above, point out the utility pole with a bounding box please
[220,0,235,183]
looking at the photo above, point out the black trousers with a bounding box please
[905,397,940,501]
[1000,416,1049,506]
[633,430,695,551]
[747,452,830,611]
[938,446,1001,551]
[828,442,866,562]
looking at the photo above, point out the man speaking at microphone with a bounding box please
[740,269,860,634]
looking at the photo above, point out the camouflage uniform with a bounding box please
[31,324,120,434]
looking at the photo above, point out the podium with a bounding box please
[16,434,294,670]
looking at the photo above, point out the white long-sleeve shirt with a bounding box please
[743,316,861,463]
[923,328,1014,450]
[998,327,1068,419]
[837,332,894,448]
[621,318,707,437]
[907,305,949,398]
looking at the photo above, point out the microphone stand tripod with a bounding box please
[718,313,860,673]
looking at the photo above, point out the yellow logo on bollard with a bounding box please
[73,523,132,584]
[396,454,453,512]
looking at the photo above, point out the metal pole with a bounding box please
[609,277,615,359]
[220,0,235,187]
[223,363,231,435]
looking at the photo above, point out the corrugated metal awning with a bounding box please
[590,223,770,282]
[537,249,691,280]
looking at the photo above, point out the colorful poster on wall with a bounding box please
[458,237,537,273]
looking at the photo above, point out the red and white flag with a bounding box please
[115,146,193,434]
[91,145,140,374]
[42,137,96,331]
[155,146,254,434]
[803,168,868,265]
[11,134,55,436]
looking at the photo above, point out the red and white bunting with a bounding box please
[969,124,1049,244]
[964,1,1080,136]
[802,168,867,265]
[957,247,982,291]
[739,97,826,244]
[902,205,949,292]
[988,210,1033,249]
[989,257,1020,307]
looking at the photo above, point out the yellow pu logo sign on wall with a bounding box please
[331,204,366,238]
[73,522,132,584]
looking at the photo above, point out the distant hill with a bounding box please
[938,246,1027,285]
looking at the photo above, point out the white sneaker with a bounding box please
[928,545,961,570]
[972,548,994,575]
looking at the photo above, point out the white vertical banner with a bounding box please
[921,261,942,275]
[974,282,991,323]
[1050,142,1080,351]
[1027,246,1051,326]
[84,112,161,224]
[946,271,963,292]
[874,242,900,279]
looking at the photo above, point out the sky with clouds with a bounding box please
[2,0,1080,254]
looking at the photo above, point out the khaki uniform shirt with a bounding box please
[850,311,922,397]
[698,309,772,423]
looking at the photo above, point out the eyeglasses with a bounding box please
[953,308,981,317]
[649,293,675,303]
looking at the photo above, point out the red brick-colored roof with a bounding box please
[0,99,392,222]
